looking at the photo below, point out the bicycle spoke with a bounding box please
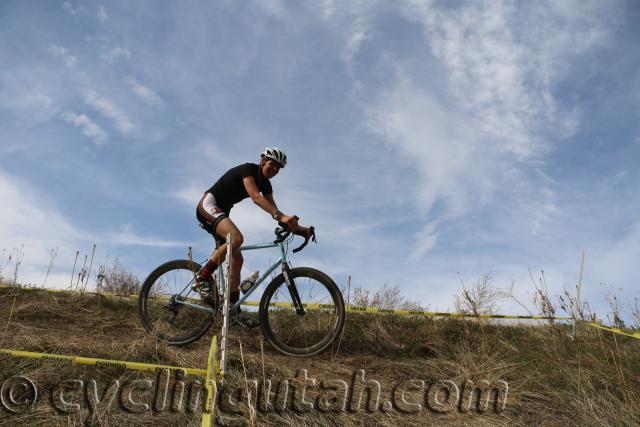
[261,268,345,356]
[285,321,297,344]
[303,278,315,304]
[139,260,215,345]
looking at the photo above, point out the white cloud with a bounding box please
[529,187,561,235]
[0,171,180,289]
[343,17,371,63]
[364,1,615,259]
[84,90,134,134]
[401,0,612,159]
[101,47,131,63]
[0,88,55,119]
[125,77,163,106]
[0,169,86,288]
[256,0,286,17]
[368,76,480,217]
[321,0,335,21]
[168,141,237,201]
[60,111,108,145]
[45,45,77,67]
[172,186,203,208]
[62,2,86,16]
[592,222,640,290]
[97,5,108,22]
[106,225,185,248]
[409,221,439,261]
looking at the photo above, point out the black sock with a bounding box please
[230,291,240,304]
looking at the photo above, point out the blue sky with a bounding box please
[1,1,639,321]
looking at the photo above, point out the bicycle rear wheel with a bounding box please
[259,267,345,357]
[138,259,216,346]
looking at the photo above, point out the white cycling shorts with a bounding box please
[199,192,226,220]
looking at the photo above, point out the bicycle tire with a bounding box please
[138,259,216,346]
[259,267,345,357]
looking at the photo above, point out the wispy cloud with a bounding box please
[368,76,478,217]
[107,225,185,248]
[171,186,202,207]
[256,0,286,17]
[62,1,86,16]
[364,1,616,258]
[45,45,77,67]
[0,89,54,117]
[125,77,163,106]
[403,0,611,159]
[101,47,131,63]
[593,221,640,287]
[409,221,439,262]
[0,168,86,287]
[343,17,370,63]
[97,5,108,22]
[84,90,134,134]
[321,0,335,21]
[60,111,108,145]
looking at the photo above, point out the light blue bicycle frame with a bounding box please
[173,240,289,314]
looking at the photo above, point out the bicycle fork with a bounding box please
[282,264,305,316]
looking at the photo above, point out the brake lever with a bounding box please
[292,226,316,253]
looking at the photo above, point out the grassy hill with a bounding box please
[1,286,639,426]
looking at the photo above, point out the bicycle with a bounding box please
[137,222,346,358]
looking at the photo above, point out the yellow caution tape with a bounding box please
[0,348,207,376]
[1,284,571,320]
[201,336,218,427]
[242,300,571,320]
[1,336,222,427]
[583,321,640,340]
[344,305,572,320]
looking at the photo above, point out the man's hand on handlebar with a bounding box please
[276,216,315,239]
[280,214,299,229]
[278,215,309,236]
[274,216,316,252]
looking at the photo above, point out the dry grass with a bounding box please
[95,257,142,296]
[1,286,639,426]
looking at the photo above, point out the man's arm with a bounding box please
[264,193,277,209]
[243,176,297,226]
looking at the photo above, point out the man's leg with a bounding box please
[212,218,244,302]
[197,242,225,281]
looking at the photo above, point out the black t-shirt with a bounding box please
[207,163,273,214]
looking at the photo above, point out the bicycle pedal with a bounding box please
[228,317,247,330]
[230,315,259,330]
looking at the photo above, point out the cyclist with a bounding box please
[195,147,310,322]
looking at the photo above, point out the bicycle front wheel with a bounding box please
[138,259,216,346]
[259,267,345,357]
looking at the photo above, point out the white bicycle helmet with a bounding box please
[261,147,287,168]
